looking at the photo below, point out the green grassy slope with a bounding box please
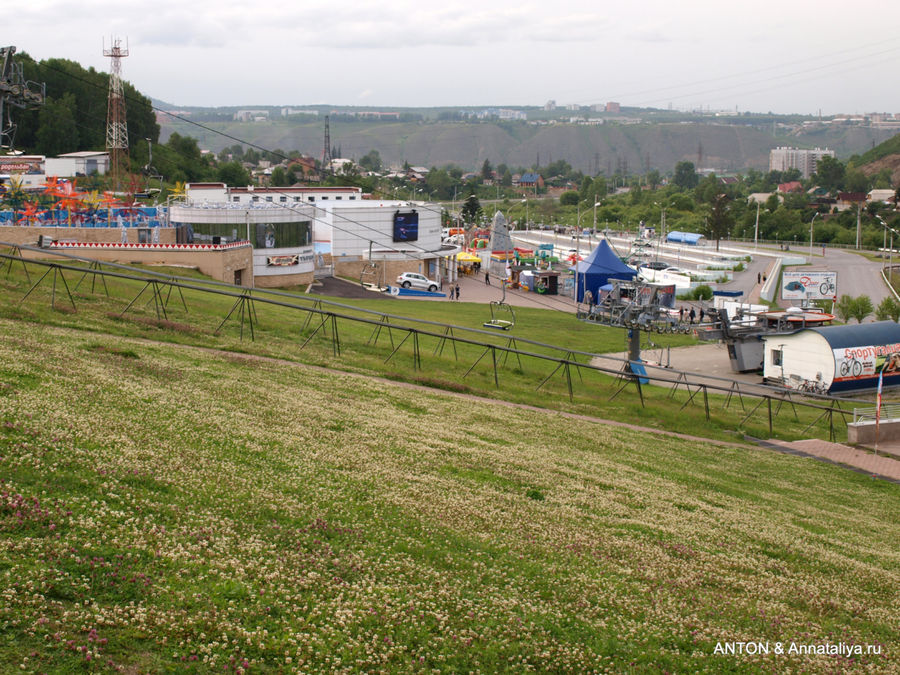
[0,259,840,443]
[856,130,900,165]
[1,316,898,672]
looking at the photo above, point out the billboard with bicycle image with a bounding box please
[782,271,837,301]
[832,342,900,385]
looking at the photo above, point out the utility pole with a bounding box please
[754,202,760,250]
[809,212,819,259]
[856,201,862,250]
[104,37,129,192]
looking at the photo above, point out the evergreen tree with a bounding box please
[673,161,699,190]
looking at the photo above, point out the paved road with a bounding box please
[510,233,894,316]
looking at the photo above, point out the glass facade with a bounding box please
[176,220,312,247]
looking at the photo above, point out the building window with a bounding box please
[308,197,314,202]
[294,196,301,202]
[280,196,287,202]
[349,196,356,200]
[336,196,342,200]
[252,196,259,202]
[321,196,328,200]
[266,196,273,202]
[771,349,782,367]
[232,196,240,202]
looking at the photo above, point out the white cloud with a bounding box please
[10,0,900,113]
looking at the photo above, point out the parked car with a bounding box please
[396,272,439,292]
[642,261,669,271]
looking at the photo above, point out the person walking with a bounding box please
[757,272,761,284]
[679,306,685,322]
[688,307,696,325]
[485,272,490,285]
[455,283,460,301]
[699,308,705,323]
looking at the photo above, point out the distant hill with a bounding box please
[159,114,897,175]
[857,131,900,184]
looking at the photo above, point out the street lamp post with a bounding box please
[522,198,528,231]
[809,212,819,260]
[878,216,897,283]
[654,201,671,263]
[754,201,760,250]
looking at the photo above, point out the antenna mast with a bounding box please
[104,37,129,191]
[321,115,332,179]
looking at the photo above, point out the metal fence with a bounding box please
[853,404,900,424]
[1,242,859,441]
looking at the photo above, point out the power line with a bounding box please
[565,35,900,110]
[28,59,600,315]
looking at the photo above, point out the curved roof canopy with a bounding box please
[806,321,900,349]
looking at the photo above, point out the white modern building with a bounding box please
[768,147,835,178]
[318,200,459,288]
[174,184,459,289]
[169,200,317,288]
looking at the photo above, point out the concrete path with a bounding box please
[762,438,900,482]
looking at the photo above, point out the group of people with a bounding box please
[679,305,706,325]
[446,283,461,301]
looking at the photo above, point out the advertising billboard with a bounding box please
[833,342,900,385]
[781,271,837,301]
[393,211,419,243]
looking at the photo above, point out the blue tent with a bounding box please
[667,231,706,245]
[570,239,636,302]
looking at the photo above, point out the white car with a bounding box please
[396,272,439,292]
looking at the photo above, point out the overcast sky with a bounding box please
[12,0,900,114]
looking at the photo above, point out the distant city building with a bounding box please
[234,110,270,122]
[516,173,544,190]
[332,111,401,120]
[281,108,318,116]
[769,146,835,178]
[477,108,526,120]
[566,103,581,111]
[605,102,621,113]
[869,188,897,203]
[544,100,557,111]
[777,181,803,193]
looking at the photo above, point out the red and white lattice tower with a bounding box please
[103,37,129,190]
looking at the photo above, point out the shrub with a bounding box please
[850,295,874,324]
[693,284,713,301]
[834,295,854,323]
[835,294,874,323]
[875,297,900,322]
